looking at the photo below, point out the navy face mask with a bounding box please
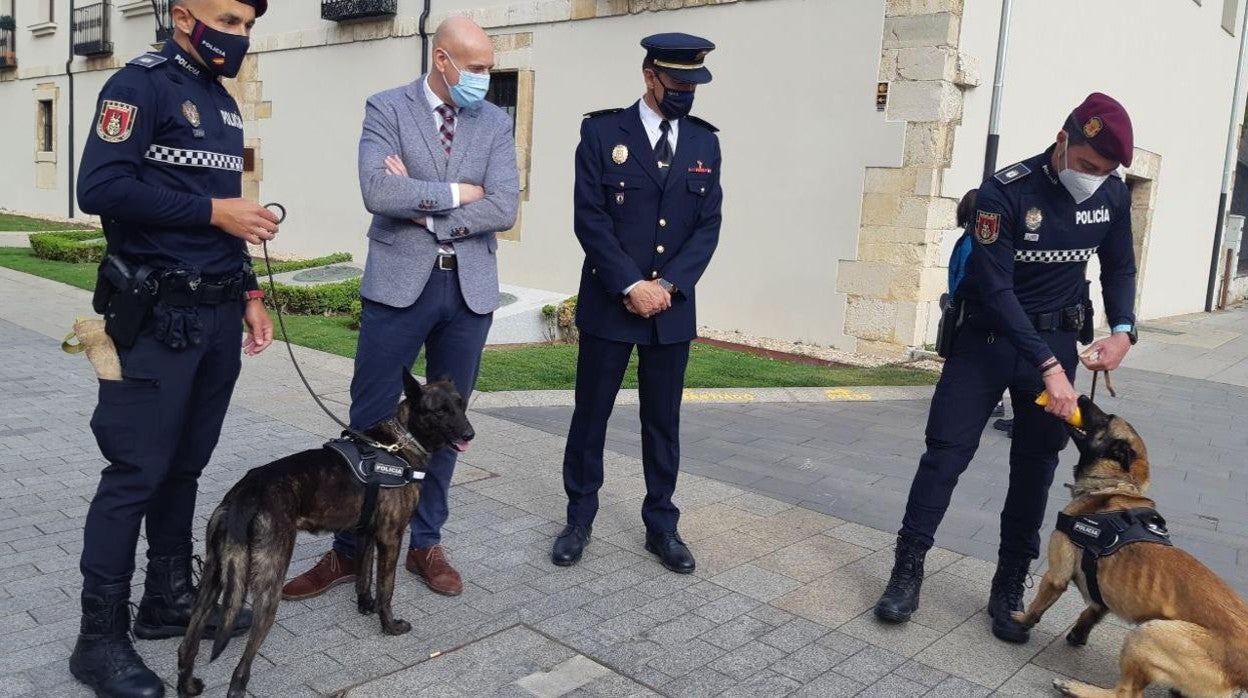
[651,73,696,120]
[189,13,250,78]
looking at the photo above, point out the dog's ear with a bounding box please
[401,369,423,401]
[1106,440,1136,471]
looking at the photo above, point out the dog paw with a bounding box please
[357,594,377,615]
[1009,610,1033,628]
[1065,628,1089,646]
[178,677,204,697]
[1053,678,1076,696]
[383,619,412,636]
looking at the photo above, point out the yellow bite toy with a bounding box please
[62,317,122,380]
[1034,391,1083,428]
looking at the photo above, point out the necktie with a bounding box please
[655,120,673,177]
[436,104,456,160]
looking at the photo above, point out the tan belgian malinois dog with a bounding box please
[1011,396,1248,697]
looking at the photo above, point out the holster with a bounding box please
[935,293,965,359]
[1079,280,1094,345]
[96,254,158,349]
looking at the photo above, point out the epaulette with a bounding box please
[127,53,167,69]
[685,115,719,133]
[993,162,1031,185]
[583,108,624,119]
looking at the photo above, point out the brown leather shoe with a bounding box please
[281,550,358,600]
[405,545,463,596]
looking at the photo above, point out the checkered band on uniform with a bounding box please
[145,144,244,172]
[1014,247,1098,263]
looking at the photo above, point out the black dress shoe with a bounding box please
[552,525,592,567]
[645,531,696,574]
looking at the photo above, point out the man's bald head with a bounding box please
[172,0,258,39]
[429,16,495,106]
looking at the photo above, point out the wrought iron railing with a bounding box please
[73,1,113,57]
[152,0,173,43]
[321,0,397,22]
[0,28,15,70]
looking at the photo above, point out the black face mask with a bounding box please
[188,13,250,78]
[652,74,695,120]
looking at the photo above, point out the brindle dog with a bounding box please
[1012,395,1248,698]
[177,370,473,698]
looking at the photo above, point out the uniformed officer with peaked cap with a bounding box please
[875,93,1140,645]
[551,33,724,574]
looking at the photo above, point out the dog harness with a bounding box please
[323,436,425,534]
[1055,507,1172,607]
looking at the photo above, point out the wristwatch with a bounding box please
[1112,324,1138,345]
[656,278,678,295]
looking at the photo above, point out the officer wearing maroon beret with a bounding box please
[875,93,1139,644]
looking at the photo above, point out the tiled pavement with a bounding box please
[0,266,1236,696]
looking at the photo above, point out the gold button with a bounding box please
[659,219,667,227]
[619,181,626,187]
[700,187,706,193]
[656,245,665,254]
[651,270,658,279]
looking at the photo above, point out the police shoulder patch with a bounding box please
[127,53,167,69]
[993,162,1032,185]
[974,210,1000,245]
[583,108,624,119]
[685,115,719,133]
[96,100,138,143]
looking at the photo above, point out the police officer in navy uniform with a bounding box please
[874,93,1140,643]
[71,1,277,694]
[551,34,723,573]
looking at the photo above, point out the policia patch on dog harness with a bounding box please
[1056,507,1172,607]
[323,437,425,534]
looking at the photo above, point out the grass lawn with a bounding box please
[276,315,936,392]
[0,248,938,391]
[0,213,97,232]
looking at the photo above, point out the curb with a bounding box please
[470,384,936,409]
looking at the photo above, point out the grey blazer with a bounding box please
[357,77,519,314]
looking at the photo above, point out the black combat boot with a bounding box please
[69,582,164,698]
[133,555,252,640]
[874,536,930,623]
[988,555,1032,643]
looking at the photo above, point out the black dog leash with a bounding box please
[257,203,425,458]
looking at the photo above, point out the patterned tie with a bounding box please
[654,120,673,178]
[436,103,456,159]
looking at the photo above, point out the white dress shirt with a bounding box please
[623,100,679,295]
[422,76,459,252]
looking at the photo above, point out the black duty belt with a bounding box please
[435,254,457,271]
[156,270,247,306]
[1055,507,1172,607]
[1028,303,1086,332]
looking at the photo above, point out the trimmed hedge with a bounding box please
[29,231,107,263]
[252,252,352,275]
[265,278,361,315]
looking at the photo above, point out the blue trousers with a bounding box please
[333,270,491,558]
[900,327,1078,561]
[80,302,243,592]
[563,332,690,533]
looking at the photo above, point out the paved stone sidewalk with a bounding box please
[0,267,1216,696]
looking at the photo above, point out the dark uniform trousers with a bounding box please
[80,302,243,591]
[332,269,492,558]
[563,332,690,534]
[900,325,1078,561]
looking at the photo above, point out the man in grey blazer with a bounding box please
[284,16,518,600]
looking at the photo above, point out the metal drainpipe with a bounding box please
[65,0,76,218]
[419,0,432,74]
[982,0,1013,180]
[1206,4,1248,312]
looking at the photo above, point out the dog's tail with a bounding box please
[209,490,262,662]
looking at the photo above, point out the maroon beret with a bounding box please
[1069,92,1133,167]
[238,0,267,17]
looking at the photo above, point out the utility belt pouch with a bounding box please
[1079,281,1095,345]
[935,293,965,359]
[100,255,157,349]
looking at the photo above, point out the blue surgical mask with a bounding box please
[188,13,250,79]
[440,52,490,108]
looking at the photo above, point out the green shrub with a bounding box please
[265,278,361,315]
[29,231,106,263]
[349,299,363,330]
[251,252,352,275]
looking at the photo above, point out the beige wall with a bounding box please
[947,0,1247,330]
